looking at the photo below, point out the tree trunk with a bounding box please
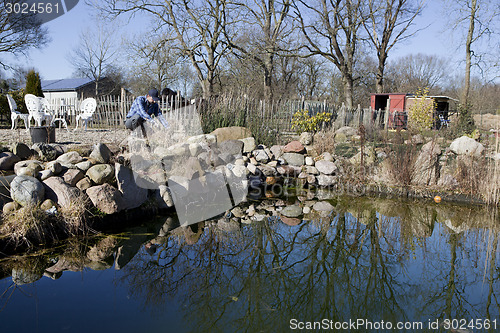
[376,52,387,93]
[463,0,477,106]
[342,75,354,109]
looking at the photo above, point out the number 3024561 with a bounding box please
[5,2,60,15]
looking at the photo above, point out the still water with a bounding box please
[0,197,499,333]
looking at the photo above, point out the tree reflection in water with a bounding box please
[117,199,500,332]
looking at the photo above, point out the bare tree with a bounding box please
[0,0,49,68]
[224,0,293,100]
[67,22,120,96]
[362,0,424,93]
[294,0,365,109]
[90,0,233,98]
[444,0,499,105]
[385,53,450,93]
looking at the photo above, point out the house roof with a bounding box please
[41,78,94,92]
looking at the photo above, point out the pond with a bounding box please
[0,196,499,333]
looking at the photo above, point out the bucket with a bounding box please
[30,126,56,144]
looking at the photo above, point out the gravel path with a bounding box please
[0,128,130,149]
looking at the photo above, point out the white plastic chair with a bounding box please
[41,97,68,130]
[74,98,97,131]
[7,94,29,130]
[24,94,52,127]
[439,114,450,128]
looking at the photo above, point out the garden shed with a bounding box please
[370,93,458,129]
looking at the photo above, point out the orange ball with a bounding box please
[434,196,442,203]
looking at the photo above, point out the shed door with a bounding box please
[389,95,406,129]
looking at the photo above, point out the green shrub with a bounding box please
[291,109,332,133]
[407,87,434,132]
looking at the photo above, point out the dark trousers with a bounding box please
[125,114,145,130]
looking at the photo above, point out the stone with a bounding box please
[86,164,115,185]
[414,141,442,186]
[253,149,270,163]
[86,184,123,214]
[280,216,301,226]
[89,143,112,164]
[320,152,334,162]
[188,143,203,157]
[270,145,283,159]
[299,132,313,145]
[231,206,245,218]
[411,134,425,145]
[75,160,93,172]
[307,175,317,184]
[76,177,93,191]
[280,204,302,218]
[450,136,484,156]
[115,164,148,210]
[159,185,174,207]
[336,126,357,137]
[277,165,301,176]
[39,170,53,181]
[11,143,33,160]
[167,175,190,198]
[186,134,217,145]
[349,148,376,166]
[45,161,63,175]
[12,267,43,285]
[317,174,336,187]
[60,168,85,187]
[211,126,252,142]
[437,173,459,189]
[283,141,306,154]
[281,153,305,166]
[3,201,20,214]
[57,151,84,165]
[305,166,319,175]
[315,160,337,175]
[0,152,21,170]
[32,143,58,161]
[43,177,83,208]
[257,164,277,176]
[217,140,244,156]
[313,201,334,212]
[10,175,45,206]
[40,199,56,211]
[231,164,248,178]
[183,157,206,180]
[14,160,43,177]
[238,137,255,154]
[305,156,314,166]
[247,163,257,174]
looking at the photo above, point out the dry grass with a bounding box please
[313,129,336,155]
[385,133,419,187]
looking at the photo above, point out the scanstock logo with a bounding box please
[4,1,79,25]
[127,103,249,227]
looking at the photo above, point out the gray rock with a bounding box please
[315,160,337,175]
[281,153,305,166]
[32,143,58,161]
[211,127,252,142]
[450,136,484,156]
[247,163,257,174]
[57,151,83,165]
[158,185,174,208]
[86,164,115,185]
[86,184,123,214]
[45,161,63,175]
[305,166,319,175]
[14,160,43,177]
[116,164,148,210]
[270,145,283,159]
[305,156,314,166]
[76,177,93,191]
[320,152,334,162]
[312,201,335,212]
[253,149,270,163]
[257,164,277,176]
[317,174,337,187]
[281,205,302,218]
[239,137,256,153]
[186,134,217,145]
[11,143,33,160]
[188,143,203,157]
[336,126,357,137]
[3,201,20,214]
[217,140,244,156]
[90,143,112,163]
[10,175,45,206]
[0,152,21,170]
[39,169,54,181]
[43,176,83,208]
[276,165,301,176]
[12,267,43,285]
[75,160,93,172]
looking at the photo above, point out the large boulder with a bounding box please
[210,126,252,142]
[43,176,83,208]
[86,164,115,185]
[216,140,244,156]
[449,136,484,156]
[86,184,124,214]
[280,205,302,218]
[0,152,21,170]
[239,137,256,153]
[89,143,112,164]
[61,168,85,187]
[14,160,43,177]
[115,164,148,210]
[10,175,45,206]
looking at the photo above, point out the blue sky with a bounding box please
[1,1,486,81]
